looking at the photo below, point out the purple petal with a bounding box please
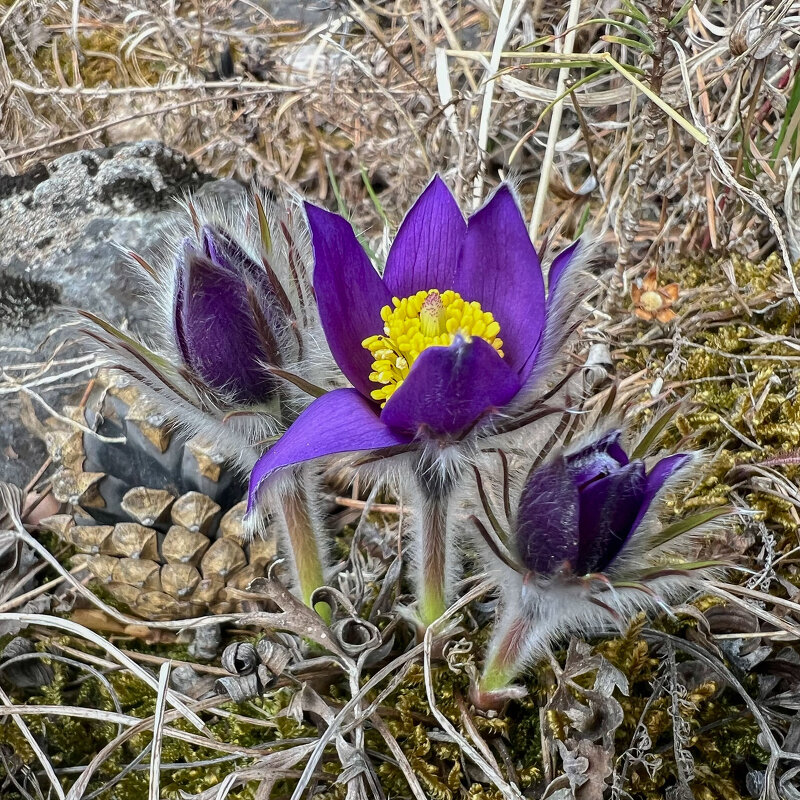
[575,461,647,574]
[247,389,411,511]
[547,239,582,296]
[379,336,521,438]
[565,430,629,486]
[201,226,234,274]
[181,252,273,401]
[453,185,545,377]
[515,456,581,574]
[519,239,588,386]
[628,453,692,539]
[306,203,392,397]
[200,225,288,354]
[382,176,467,297]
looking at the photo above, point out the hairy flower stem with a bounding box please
[415,460,458,628]
[480,611,534,694]
[281,477,331,623]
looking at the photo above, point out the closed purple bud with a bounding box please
[515,432,689,576]
[173,228,282,403]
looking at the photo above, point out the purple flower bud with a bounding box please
[515,431,690,576]
[173,226,286,403]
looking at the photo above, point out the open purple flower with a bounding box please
[516,431,690,577]
[470,429,725,707]
[247,177,588,625]
[248,176,585,484]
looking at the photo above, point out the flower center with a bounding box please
[361,289,504,406]
[639,290,665,313]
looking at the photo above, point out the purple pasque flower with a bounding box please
[471,429,719,706]
[83,193,338,618]
[515,430,691,578]
[247,175,586,500]
[245,176,587,626]
[82,192,332,472]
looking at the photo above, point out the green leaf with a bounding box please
[603,54,709,144]
[601,34,654,54]
[78,311,172,370]
[264,366,327,398]
[617,0,649,25]
[649,507,734,549]
[630,400,683,459]
[667,0,694,29]
[536,67,614,124]
[590,17,652,42]
[638,559,728,579]
[360,164,390,229]
[517,59,601,71]
[576,204,592,237]
[254,193,272,254]
[772,68,800,166]
[324,154,349,218]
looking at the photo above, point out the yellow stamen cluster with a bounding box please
[362,289,504,406]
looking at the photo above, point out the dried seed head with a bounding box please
[730,1,780,59]
[32,374,262,627]
[121,487,175,526]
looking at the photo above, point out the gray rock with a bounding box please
[0,141,240,487]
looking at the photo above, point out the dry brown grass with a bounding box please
[1,0,797,271]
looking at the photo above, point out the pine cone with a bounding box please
[40,370,277,620]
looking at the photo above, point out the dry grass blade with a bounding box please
[149,661,171,800]
[3,613,208,732]
[422,580,522,799]
[529,0,583,237]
